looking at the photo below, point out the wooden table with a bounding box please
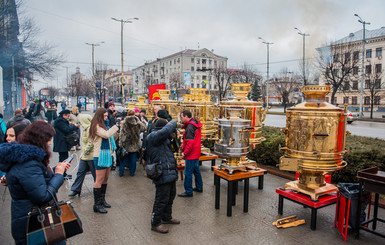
[276,188,338,230]
[214,166,267,217]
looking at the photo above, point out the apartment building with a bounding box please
[319,27,385,112]
[132,48,228,96]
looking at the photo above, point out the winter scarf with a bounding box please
[0,118,6,134]
[97,119,116,167]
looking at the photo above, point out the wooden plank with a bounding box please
[213,166,266,181]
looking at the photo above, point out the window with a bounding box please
[214,84,217,89]
[209,60,212,65]
[375,79,381,89]
[202,59,206,64]
[191,67,194,71]
[191,84,194,88]
[177,58,180,63]
[352,81,358,90]
[376,47,382,57]
[334,97,337,104]
[202,75,207,81]
[174,59,176,64]
[353,51,359,60]
[366,65,372,74]
[333,54,339,62]
[343,97,349,104]
[191,58,194,63]
[374,96,381,105]
[366,49,372,58]
[345,52,351,62]
[353,66,359,75]
[375,64,382,73]
[344,82,350,90]
[365,80,370,89]
[352,96,357,105]
[170,61,172,65]
[364,96,370,105]
[325,97,329,103]
[197,83,200,88]
[196,58,200,64]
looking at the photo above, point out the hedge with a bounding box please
[247,126,385,183]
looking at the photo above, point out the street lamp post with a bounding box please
[354,14,370,119]
[111,17,138,106]
[85,41,104,110]
[259,37,273,108]
[294,27,310,88]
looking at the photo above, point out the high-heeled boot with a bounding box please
[101,184,111,208]
[93,188,107,213]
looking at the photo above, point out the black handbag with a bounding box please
[117,146,129,161]
[27,190,83,245]
[64,131,80,147]
[145,161,163,180]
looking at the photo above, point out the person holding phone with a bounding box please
[89,108,119,214]
[0,121,70,245]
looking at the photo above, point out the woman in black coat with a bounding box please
[146,119,179,234]
[0,121,70,245]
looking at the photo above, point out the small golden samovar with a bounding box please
[279,85,348,200]
[135,96,150,113]
[180,88,219,151]
[150,89,180,120]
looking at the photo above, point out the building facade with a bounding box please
[132,48,228,96]
[319,27,385,112]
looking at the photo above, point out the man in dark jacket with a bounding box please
[146,119,180,234]
[107,102,116,127]
[45,103,58,124]
[53,109,79,162]
[6,109,31,127]
[178,109,203,197]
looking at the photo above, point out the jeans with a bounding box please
[119,152,137,176]
[184,159,203,195]
[70,159,96,193]
[152,182,176,226]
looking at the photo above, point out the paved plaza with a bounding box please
[0,151,384,244]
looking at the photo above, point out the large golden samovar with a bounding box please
[215,83,267,173]
[180,88,219,145]
[220,83,267,147]
[279,85,348,200]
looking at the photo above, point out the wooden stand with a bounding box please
[276,188,338,230]
[213,166,266,217]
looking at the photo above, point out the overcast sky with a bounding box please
[22,0,385,90]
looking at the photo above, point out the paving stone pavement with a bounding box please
[0,150,384,245]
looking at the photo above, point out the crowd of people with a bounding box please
[0,98,204,243]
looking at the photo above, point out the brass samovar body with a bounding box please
[135,96,150,113]
[215,83,267,173]
[180,89,219,149]
[279,85,348,200]
[150,89,180,121]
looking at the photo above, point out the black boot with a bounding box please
[93,188,107,213]
[101,184,111,208]
[68,191,81,198]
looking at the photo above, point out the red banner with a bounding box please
[148,84,166,102]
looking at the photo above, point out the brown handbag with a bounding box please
[26,189,83,245]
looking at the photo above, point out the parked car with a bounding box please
[347,110,359,124]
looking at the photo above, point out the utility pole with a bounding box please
[259,37,273,108]
[354,14,370,119]
[294,27,310,88]
[85,41,104,110]
[111,17,138,106]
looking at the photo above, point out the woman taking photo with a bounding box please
[0,121,70,244]
[89,108,119,213]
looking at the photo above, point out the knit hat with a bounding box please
[108,102,115,108]
[155,118,168,129]
[134,108,140,112]
[140,109,146,114]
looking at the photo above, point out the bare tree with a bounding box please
[212,65,232,101]
[272,68,302,112]
[364,66,384,119]
[19,16,63,78]
[317,41,360,104]
[169,72,182,90]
